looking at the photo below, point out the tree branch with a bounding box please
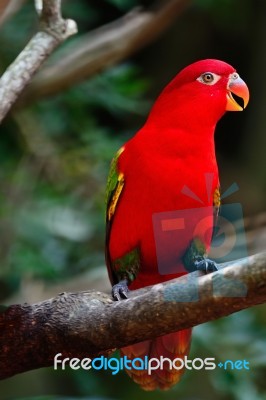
[0,0,11,20]
[1,252,266,380]
[19,0,191,104]
[0,0,26,28]
[0,0,77,123]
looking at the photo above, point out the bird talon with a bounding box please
[112,280,129,301]
[193,257,219,273]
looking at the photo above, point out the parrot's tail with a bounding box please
[120,328,192,391]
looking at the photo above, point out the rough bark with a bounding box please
[1,252,266,380]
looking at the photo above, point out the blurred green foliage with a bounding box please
[105,0,139,11]
[0,0,265,399]
[0,65,148,291]
[0,2,150,294]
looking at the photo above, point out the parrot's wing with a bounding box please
[105,147,125,284]
[213,186,221,224]
[213,186,221,237]
[183,186,221,268]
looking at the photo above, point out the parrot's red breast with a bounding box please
[105,59,249,390]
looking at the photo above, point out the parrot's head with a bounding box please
[148,59,250,131]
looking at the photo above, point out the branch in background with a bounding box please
[0,0,77,123]
[13,110,66,182]
[1,252,266,379]
[20,0,192,104]
[0,0,12,23]
[0,0,26,27]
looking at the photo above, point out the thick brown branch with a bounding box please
[1,252,266,380]
[0,0,77,122]
[20,0,191,103]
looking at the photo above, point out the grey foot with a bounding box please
[112,279,129,301]
[193,257,219,273]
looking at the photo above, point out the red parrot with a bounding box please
[105,59,249,390]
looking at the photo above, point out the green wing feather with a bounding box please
[105,146,141,285]
[105,147,125,284]
[106,146,125,221]
[213,186,221,227]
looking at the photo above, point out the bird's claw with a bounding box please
[112,279,129,301]
[193,256,219,273]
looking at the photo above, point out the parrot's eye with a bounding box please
[197,72,221,85]
[231,72,239,80]
[202,73,214,83]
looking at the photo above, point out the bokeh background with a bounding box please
[0,0,266,399]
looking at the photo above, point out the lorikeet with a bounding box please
[105,59,249,390]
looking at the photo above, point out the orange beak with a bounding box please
[226,73,250,111]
